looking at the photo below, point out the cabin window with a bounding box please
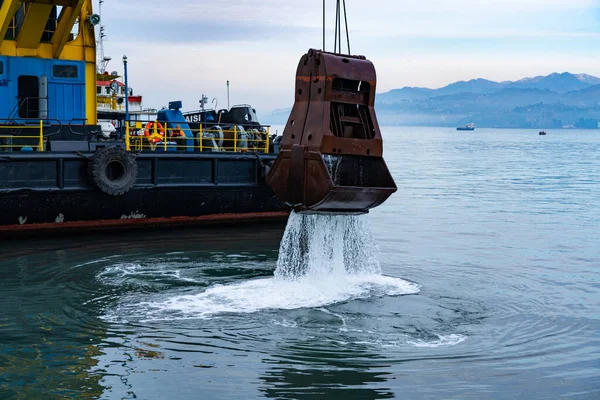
[52,65,78,78]
[97,86,101,94]
[0,61,3,75]
[105,87,111,94]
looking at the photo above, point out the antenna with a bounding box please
[97,0,110,74]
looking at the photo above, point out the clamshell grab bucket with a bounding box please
[266,49,397,214]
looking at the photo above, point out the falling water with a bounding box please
[125,211,418,320]
[275,212,382,281]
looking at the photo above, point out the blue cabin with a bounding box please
[0,56,86,124]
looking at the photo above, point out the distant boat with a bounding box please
[539,131,547,135]
[457,123,475,131]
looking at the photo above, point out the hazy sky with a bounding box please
[97,0,600,114]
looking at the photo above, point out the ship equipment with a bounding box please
[265,48,397,214]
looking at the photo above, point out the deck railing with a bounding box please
[125,121,271,153]
[0,120,45,152]
[0,119,271,154]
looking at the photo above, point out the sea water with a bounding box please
[1,127,598,399]
[138,212,418,320]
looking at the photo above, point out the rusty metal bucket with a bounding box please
[266,49,397,214]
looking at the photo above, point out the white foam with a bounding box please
[347,334,467,349]
[408,334,467,348]
[270,319,299,328]
[142,213,419,320]
[319,308,348,331]
[146,274,418,319]
[98,262,201,284]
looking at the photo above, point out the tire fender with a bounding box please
[88,146,138,196]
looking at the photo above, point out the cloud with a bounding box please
[100,0,315,43]
[104,19,310,44]
[99,0,597,45]
[96,0,600,115]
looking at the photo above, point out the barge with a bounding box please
[0,1,398,238]
[0,0,287,237]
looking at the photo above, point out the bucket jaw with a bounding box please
[266,49,397,214]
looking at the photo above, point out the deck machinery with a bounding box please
[266,49,397,214]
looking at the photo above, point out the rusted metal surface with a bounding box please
[266,49,397,214]
[0,212,290,239]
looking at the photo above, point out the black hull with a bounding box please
[456,127,475,131]
[0,151,288,236]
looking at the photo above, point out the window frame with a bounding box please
[52,64,79,79]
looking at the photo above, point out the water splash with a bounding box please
[117,212,419,321]
[275,212,381,281]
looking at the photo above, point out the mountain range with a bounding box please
[265,72,600,129]
[377,73,600,102]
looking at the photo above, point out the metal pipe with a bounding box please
[123,55,129,139]
[164,122,168,152]
[125,121,130,151]
[200,124,203,152]
[39,119,44,152]
[266,126,270,153]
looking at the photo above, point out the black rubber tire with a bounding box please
[88,146,138,196]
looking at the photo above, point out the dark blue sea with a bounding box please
[1,127,599,399]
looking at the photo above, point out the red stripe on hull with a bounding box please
[0,212,290,238]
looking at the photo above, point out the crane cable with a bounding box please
[323,0,351,55]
